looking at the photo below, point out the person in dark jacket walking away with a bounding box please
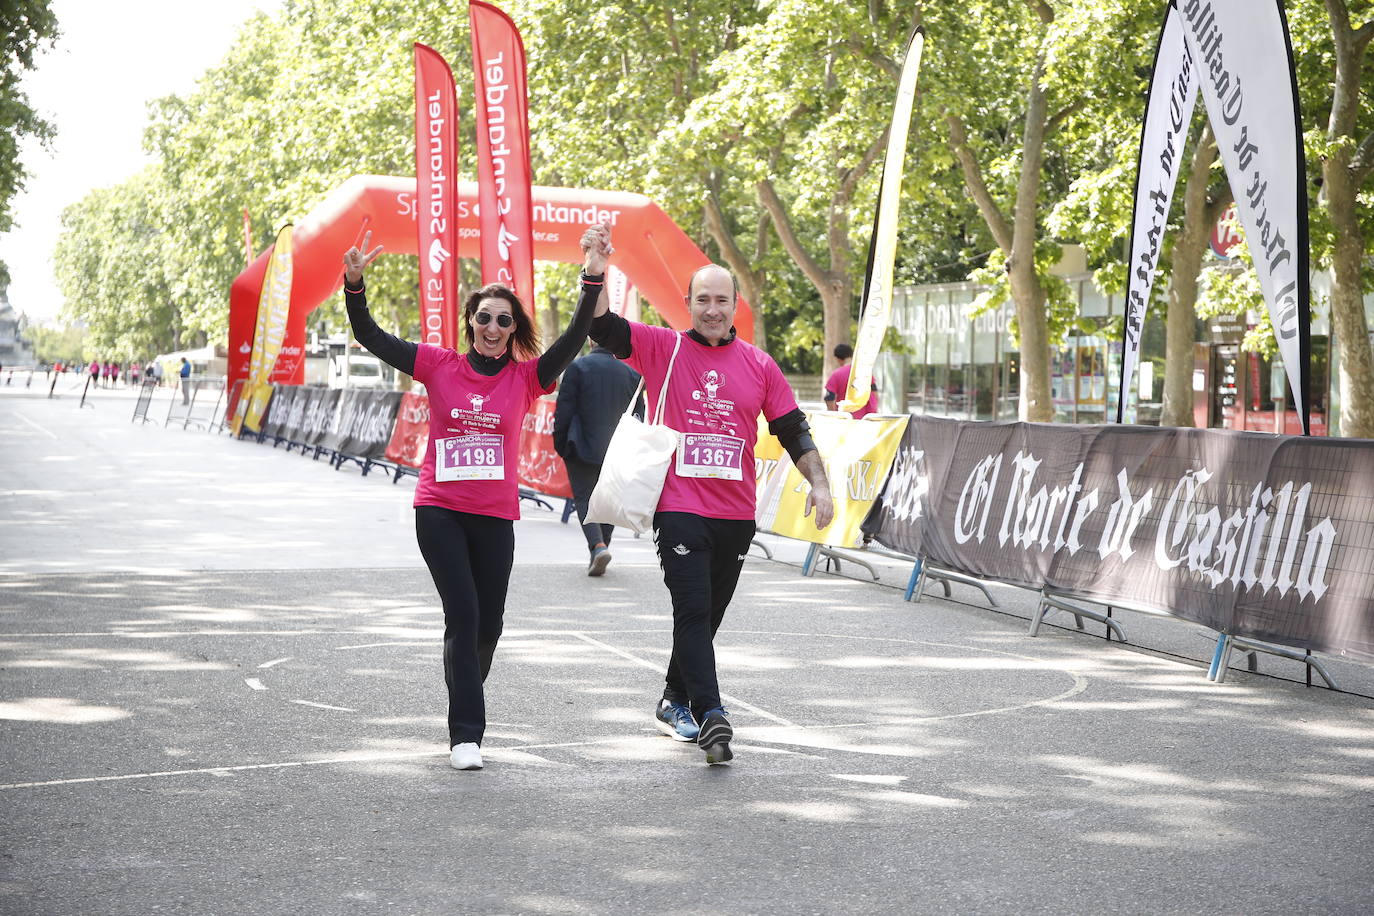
[553,345,643,575]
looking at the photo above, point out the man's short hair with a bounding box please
[687,264,739,302]
[834,343,854,360]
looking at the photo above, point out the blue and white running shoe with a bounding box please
[654,699,700,741]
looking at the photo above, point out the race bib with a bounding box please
[675,433,745,481]
[435,434,505,481]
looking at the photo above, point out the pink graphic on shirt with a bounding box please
[410,344,552,520]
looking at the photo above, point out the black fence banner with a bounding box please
[282,386,310,442]
[301,388,340,447]
[262,385,295,439]
[322,390,366,454]
[871,416,1374,660]
[329,390,403,458]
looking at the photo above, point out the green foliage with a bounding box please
[43,0,1374,401]
[0,0,59,233]
[26,322,84,365]
[52,167,187,358]
[967,240,1077,347]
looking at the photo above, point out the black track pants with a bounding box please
[654,511,756,720]
[564,455,614,552]
[414,506,514,746]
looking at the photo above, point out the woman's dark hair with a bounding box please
[833,343,854,360]
[463,283,540,362]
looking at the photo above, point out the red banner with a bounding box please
[414,43,460,349]
[383,392,570,499]
[518,397,572,499]
[385,392,431,469]
[469,1,535,307]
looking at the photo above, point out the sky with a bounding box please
[0,0,283,323]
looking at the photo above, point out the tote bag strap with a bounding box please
[621,377,645,418]
[651,333,683,426]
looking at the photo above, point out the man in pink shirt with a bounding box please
[585,225,834,765]
[823,343,879,418]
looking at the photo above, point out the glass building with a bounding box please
[881,269,1345,434]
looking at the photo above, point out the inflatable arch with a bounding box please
[228,175,754,395]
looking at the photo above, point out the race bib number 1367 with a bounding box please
[675,432,744,481]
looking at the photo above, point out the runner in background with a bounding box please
[340,227,610,772]
[583,223,834,765]
[823,343,878,418]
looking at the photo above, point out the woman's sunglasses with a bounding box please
[473,311,514,328]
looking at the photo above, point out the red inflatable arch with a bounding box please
[227,175,753,396]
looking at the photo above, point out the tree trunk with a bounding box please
[756,128,885,378]
[1322,0,1374,437]
[1008,55,1053,422]
[1324,159,1374,437]
[1161,126,1229,427]
[703,188,768,350]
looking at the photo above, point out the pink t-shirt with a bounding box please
[627,324,799,521]
[411,345,553,520]
[825,365,878,418]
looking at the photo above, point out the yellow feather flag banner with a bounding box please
[757,412,909,548]
[232,225,294,435]
[843,27,924,414]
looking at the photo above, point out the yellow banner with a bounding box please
[248,225,294,387]
[758,412,909,547]
[233,225,293,436]
[243,383,275,434]
[844,28,924,413]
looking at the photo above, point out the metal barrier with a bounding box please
[164,378,225,430]
[131,380,158,424]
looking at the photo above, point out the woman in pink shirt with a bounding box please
[341,228,609,772]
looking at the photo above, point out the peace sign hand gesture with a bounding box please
[343,229,384,286]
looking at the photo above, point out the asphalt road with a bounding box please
[2,384,1372,915]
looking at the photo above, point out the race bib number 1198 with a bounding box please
[435,434,505,481]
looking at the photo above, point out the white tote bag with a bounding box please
[585,335,682,534]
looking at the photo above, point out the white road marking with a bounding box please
[335,641,431,650]
[0,750,448,790]
[244,678,266,691]
[290,700,356,712]
[13,412,58,440]
[258,657,293,669]
[570,631,796,727]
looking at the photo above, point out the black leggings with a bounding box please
[414,506,515,746]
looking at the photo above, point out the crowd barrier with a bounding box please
[148,379,1374,685]
[243,384,573,503]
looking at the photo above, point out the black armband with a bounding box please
[769,408,817,464]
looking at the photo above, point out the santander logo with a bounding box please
[428,239,451,273]
[496,224,520,261]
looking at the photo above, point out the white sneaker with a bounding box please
[450,742,483,770]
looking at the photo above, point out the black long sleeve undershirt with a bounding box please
[588,310,816,462]
[344,278,600,387]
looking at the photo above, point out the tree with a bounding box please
[26,322,85,365]
[940,0,1161,421]
[655,0,923,376]
[1312,0,1374,436]
[52,168,187,357]
[1152,125,1231,427]
[0,0,58,233]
